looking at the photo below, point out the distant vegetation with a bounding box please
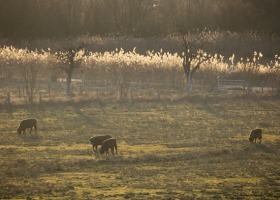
[1,0,280,38]
[0,31,280,103]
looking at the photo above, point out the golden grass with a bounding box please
[0,97,280,199]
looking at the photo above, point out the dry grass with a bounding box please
[0,97,280,199]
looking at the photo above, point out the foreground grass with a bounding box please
[0,97,280,199]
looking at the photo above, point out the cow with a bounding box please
[248,128,262,144]
[17,118,37,135]
[100,138,117,155]
[89,135,112,153]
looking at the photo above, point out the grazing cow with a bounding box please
[89,135,112,152]
[17,118,37,135]
[100,138,117,155]
[249,128,262,144]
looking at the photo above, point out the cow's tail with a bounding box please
[34,119,38,134]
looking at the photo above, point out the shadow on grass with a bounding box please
[19,134,43,146]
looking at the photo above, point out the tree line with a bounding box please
[1,0,280,39]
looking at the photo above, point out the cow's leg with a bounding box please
[115,145,118,155]
[34,124,37,134]
[29,128,33,134]
[110,147,114,155]
[106,149,109,155]
[259,138,262,144]
[94,146,97,153]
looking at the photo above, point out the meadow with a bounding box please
[0,32,280,199]
[0,96,280,199]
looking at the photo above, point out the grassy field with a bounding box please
[0,96,280,199]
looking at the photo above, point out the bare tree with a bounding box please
[20,62,39,102]
[14,48,45,102]
[179,29,208,94]
[55,46,85,96]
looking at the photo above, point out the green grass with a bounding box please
[0,97,280,199]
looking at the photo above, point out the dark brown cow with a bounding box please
[100,138,117,155]
[249,128,262,144]
[17,118,37,135]
[89,135,112,152]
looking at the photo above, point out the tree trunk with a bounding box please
[277,80,280,98]
[186,73,193,94]
[66,72,72,96]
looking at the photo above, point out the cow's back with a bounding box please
[249,128,262,143]
[100,138,117,154]
[19,118,37,128]
[251,129,262,139]
[90,135,111,145]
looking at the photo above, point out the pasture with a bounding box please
[0,96,280,199]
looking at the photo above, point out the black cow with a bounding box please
[100,138,117,155]
[249,128,262,144]
[17,118,37,135]
[89,135,112,152]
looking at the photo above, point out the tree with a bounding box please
[20,61,39,102]
[179,30,208,94]
[16,48,48,102]
[55,46,85,96]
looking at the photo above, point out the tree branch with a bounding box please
[190,58,207,76]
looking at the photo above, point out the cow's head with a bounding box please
[89,139,97,152]
[89,138,96,146]
[17,128,22,135]
[100,148,105,155]
[248,137,254,143]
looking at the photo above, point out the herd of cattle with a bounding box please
[16,118,118,155]
[16,118,263,155]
